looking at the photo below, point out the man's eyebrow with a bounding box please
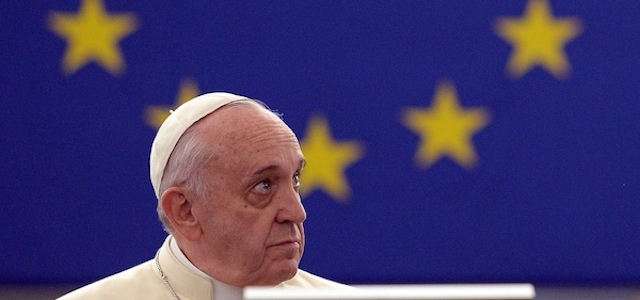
[253,165,278,176]
[252,159,306,176]
[300,159,306,169]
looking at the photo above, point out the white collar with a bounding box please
[169,237,243,300]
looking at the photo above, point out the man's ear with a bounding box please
[161,187,202,241]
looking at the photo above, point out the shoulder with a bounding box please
[283,269,352,289]
[57,260,170,300]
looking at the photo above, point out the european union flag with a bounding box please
[1,0,639,286]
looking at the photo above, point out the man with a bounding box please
[59,92,348,299]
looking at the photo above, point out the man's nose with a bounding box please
[276,187,307,223]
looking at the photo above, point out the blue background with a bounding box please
[1,0,639,285]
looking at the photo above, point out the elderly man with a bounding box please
[59,92,347,299]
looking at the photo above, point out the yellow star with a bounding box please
[145,78,200,129]
[47,0,139,76]
[299,114,364,202]
[402,81,491,170]
[494,0,582,79]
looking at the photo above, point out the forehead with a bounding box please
[195,103,302,165]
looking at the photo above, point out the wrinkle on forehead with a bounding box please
[224,106,295,141]
[194,103,301,167]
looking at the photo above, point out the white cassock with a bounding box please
[58,235,348,300]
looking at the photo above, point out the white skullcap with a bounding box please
[149,92,250,199]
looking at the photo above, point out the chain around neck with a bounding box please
[156,254,181,300]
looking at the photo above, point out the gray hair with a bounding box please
[156,99,280,233]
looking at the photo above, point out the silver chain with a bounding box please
[156,255,181,300]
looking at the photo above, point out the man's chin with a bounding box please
[274,258,300,280]
[251,260,300,286]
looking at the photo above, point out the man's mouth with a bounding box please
[269,240,300,248]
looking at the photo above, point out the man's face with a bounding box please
[190,103,306,287]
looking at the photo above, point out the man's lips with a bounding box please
[269,240,300,248]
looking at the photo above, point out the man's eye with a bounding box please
[254,180,270,192]
[293,173,300,187]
